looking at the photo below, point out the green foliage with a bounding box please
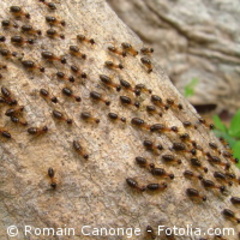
[184,78,199,97]
[212,110,240,165]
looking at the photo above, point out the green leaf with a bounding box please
[212,115,227,132]
[184,78,199,97]
[232,141,240,168]
[229,109,240,137]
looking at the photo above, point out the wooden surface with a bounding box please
[0,1,239,239]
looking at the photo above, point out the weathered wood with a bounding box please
[0,0,239,239]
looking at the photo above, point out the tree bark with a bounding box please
[108,0,240,115]
[0,0,239,239]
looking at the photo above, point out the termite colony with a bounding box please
[0,2,239,240]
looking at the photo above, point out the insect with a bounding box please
[190,158,208,173]
[61,87,81,102]
[145,225,156,240]
[141,57,153,73]
[0,48,14,59]
[140,47,154,55]
[90,91,111,106]
[146,105,163,117]
[52,110,73,124]
[69,46,86,59]
[119,78,136,94]
[183,170,203,180]
[107,112,126,123]
[107,45,126,57]
[56,72,75,83]
[198,117,215,130]
[41,51,67,64]
[0,35,6,42]
[225,172,240,185]
[151,95,164,108]
[1,87,17,105]
[149,124,172,134]
[21,24,42,36]
[230,196,240,205]
[135,156,149,168]
[213,171,232,186]
[186,188,206,202]
[48,167,57,189]
[77,34,95,45]
[143,139,163,155]
[99,74,121,91]
[39,0,57,10]
[146,182,168,191]
[72,140,89,160]
[70,65,87,79]
[135,83,152,95]
[10,6,30,19]
[80,112,100,124]
[46,29,65,39]
[11,36,35,45]
[121,42,138,56]
[27,126,48,135]
[104,60,123,70]
[1,19,19,29]
[10,116,28,126]
[207,154,230,170]
[0,127,12,139]
[45,16,65,26]
[165,98,183,110]
[161,154,182,164]
[21,60,45,72]
[222,209,240,223]
[201,179,226,193]
[5,105,24,117]
[150,167,174,180]
[126,178,145,191]
[131,118,150,131]
[39,88,58,103]
[119,95,140,108]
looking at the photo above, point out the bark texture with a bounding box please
[108,0,240,115]
[0,0,240,240]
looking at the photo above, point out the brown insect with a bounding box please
[77,34,95,45]
[150,167,174,180]
[126,178,145,191]
[21,60,45,72]
[1,19,19,29]
[90,91,111,106]
[135,83,152,95]
[5,105,24,117]
[48,167,57,189]
[119,95,140,108]
[39,0,57,10]
[146,105,163,117]
[107,45,126,57]
[131,117,150,131]
[46,29,65,39]
[190,158,208,173]
[230,196,240,205]
[186,188,206,202]
[183,170,203,180]
[213,171,232,186]
[56,72,75,83]
[69,46,86,59]
[99,74,121,91]
[61,87,81,102]
[104,60,123,70]
[207,154,230,170]
[0,127,12,139]
[222,209,240,223]
[52,110,73,124]
[27,126,48,136]
[73,140,89,160]
[80,112,100,124]
[161,154,182,164]
[21,24,42,36]
[121,42,138,56]
[70,65,87,79]
[143,139,163,155]
[165,98,183,110]
[41,51,67,64]
[45,16,65,26]
[10,6,30,19]
[39,88,58,103]
[1,87,17,105]
[11,36,35,46]
[146,182,168,192]
[141,57,153,73]
[140,47,154,55]
[201,178,226,193]
[107,112,126,123]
